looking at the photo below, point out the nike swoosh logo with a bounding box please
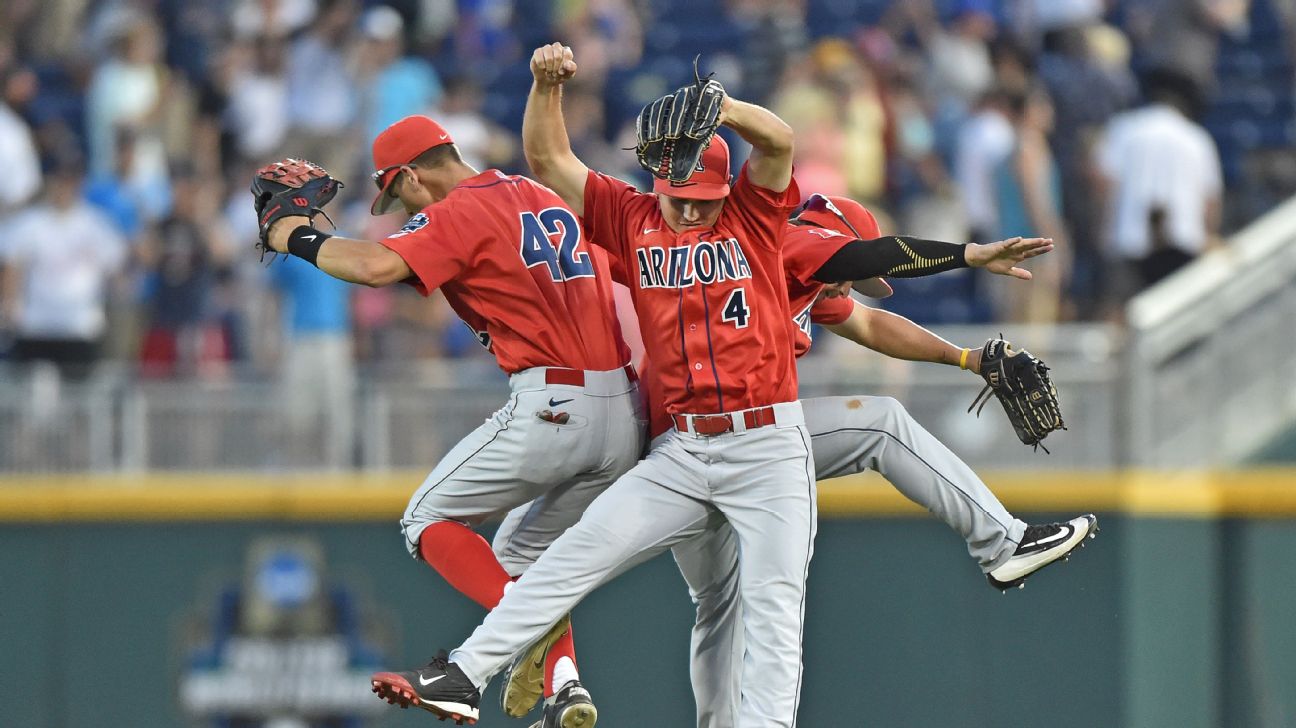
[418,674,446,687]
[548,398,573,407]
[642,228,660,234]
[1024,529,1069,549]
[439,133,449,140]
[301,234,316,242]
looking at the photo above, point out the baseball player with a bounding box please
[655,193,1098,726]
[252,115,645,725]
[367,43,816,728]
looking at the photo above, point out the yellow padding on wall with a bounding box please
[0,470,1294,522]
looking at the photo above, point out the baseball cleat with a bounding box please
[527,680,598,728]
[987,514,1098,592]
[371,650,481,724]
[501,613,572,717]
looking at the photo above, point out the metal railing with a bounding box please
[1127,196,1296,467]
[0,325,1123,473]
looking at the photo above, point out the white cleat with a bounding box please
[987,515,1098,592]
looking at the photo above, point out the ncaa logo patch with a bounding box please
[389,213,430,238]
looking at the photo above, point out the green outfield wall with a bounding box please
[2,471,1294,728]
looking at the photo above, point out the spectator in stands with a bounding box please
[84,15,172,209]
[137,167,234,377]
[450,0,521,74]
[1036,23,1135,312]
[84,128,156,243]
[0,65,42,215]
[993,84,1069,322]
[1008,0,1105,46]
[0,157,127,377]
[731,0,809,105]
[886,64,948,204]
[772,40,887,202]
[231,0,318,40]
[269,252,354,469]
[555,0,644,78]
[285,0,360,176]
[429,75,516,171]
[359,5,442,143]
[1128,0,1249,95]
[225,36,292,166]
[956,87,1014,242]
[562,88,638,182]
[1096,68,1223,306]
[899,0,997,145]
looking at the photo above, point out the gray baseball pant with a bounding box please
[400,365,644,575]
[453,400,817,728]
[674,395,1028,727]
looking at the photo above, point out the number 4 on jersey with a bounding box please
[519,208,594,282]
[722,288,750,328]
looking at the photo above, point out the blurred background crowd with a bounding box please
[0,0,1293,381]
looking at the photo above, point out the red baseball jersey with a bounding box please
[582,165,800,415]
[781,220,880,357]
[379,170,629,374]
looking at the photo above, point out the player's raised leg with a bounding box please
[805,395,1025,568]
[802,395,1097,589]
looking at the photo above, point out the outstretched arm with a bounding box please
[719,97,794,192]
[523,42,591,215]
[811,235,1053,283]
[825,301,984,373]
[266,216,411,287]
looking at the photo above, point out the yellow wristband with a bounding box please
[959,348,970,370]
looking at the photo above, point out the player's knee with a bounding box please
[869,396,913,424]
[690,565,740,612]
[401,515,455,560]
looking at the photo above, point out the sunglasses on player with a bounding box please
[370,164,414,192]
[795,193,863,239]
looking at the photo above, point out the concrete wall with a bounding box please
[2,472,1295,727]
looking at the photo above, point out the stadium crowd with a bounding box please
[0,0,1288,380]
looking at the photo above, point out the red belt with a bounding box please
[673,406,778,436]
[544,365,638,387]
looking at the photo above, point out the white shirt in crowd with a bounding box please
[0,102,42,209]
[1097,103,1222,259]
[0,203,127,339]
[955,107,1015,234]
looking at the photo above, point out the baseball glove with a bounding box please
[968,336,1066,452]
[250,158,343,258]
[635,56,726,183]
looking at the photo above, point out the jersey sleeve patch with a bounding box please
[388,213,430,238]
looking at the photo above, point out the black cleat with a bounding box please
[371,650,481,724]
[988,515,1098,592]
[527,680,598,728]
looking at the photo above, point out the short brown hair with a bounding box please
[411,143,463,169]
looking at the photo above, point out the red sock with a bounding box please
[544,623,577,697]
[417,521,512,610]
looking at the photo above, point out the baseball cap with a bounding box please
[795,193,893,299]
[653,135,732,200]
[370,115,454,215]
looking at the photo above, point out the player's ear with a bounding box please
[396,165,418,194]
